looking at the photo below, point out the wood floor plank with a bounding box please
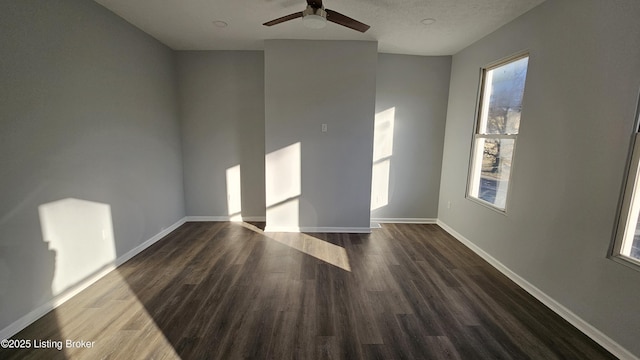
[315,263,336,337]
[0,222,618,359]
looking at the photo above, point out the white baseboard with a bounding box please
[371,217,437,224]
[0,217,187,341]
[186,217,370,233]
[114,217,187,267]
[185,216,266,222]
[436,220,638,360]
[186,216,233,222]
[264,226,371,234]
[241,216,266,222]
[186,217,369,233]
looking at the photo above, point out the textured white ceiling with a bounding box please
[94,0,545,56]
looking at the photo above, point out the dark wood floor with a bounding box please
[2,222,616,359]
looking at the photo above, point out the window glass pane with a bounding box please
[621,153,640,261]
[629,220,640,259]
[471,138,515,210]
[479,57,529,135]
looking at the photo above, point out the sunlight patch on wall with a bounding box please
[371,107,395,211]
[226,165,243,221]
[371,159,391,210]
[38,198,116,296]
[265,142,301,228]
[265,198,299,230]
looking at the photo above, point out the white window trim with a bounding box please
[466,52,529,214]
[611,94,640,271]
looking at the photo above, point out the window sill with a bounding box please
[466,196,508,215]
[609,254,640,273]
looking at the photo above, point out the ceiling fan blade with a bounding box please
[307,0,323,9]
[325,9,370,33]
[263,12,303,26]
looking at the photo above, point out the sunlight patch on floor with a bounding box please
[239,222,351,272]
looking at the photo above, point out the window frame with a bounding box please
[466,52,530,213]
[611,93,640,270]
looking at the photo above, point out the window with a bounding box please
[467,54,529,211]
[612,97,640,267]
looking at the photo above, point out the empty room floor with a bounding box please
[1,222,615,359]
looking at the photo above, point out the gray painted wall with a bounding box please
[373,54,450,220]
[438,0,640,356]
[264,40,377,230]
[178,51,266,219]
[6,0,636,355]
[0,0,184,331]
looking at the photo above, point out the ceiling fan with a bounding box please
[263,0,370,33]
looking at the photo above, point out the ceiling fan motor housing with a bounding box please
[303,5,326,18]
[302,5,327,28]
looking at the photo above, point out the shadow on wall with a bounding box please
[371,107,395,212]
[0,217,62,359]
[0,225,56,329]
